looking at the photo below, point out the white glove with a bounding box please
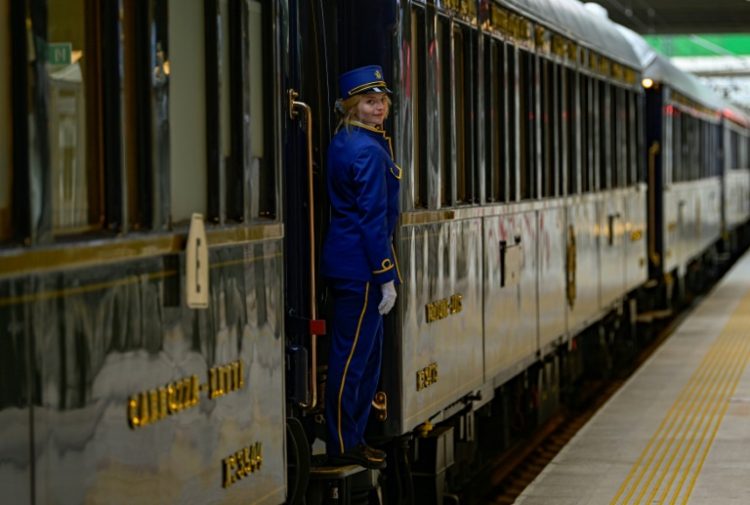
[378,281,397,315]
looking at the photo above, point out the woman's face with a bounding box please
[355,93,388,127]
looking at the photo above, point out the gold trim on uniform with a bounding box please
[346,120,386,135]
[347,80,387,96]
[337,282,370,453]
[390,164,403,180]
[373,258,394,274]
[345,120,396,159]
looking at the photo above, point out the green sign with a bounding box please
[47,42,72,65]
[645,34,750,57]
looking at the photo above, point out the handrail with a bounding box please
[288,89,319,411]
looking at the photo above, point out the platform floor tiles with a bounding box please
[515,252,750,505]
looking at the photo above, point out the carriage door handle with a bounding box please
[289,89,323,411]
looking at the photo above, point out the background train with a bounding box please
[1,0,749,504]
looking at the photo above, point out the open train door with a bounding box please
[281,0,338,502]
[281,1,397,502]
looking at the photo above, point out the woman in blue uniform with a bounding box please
[322,65,401,469]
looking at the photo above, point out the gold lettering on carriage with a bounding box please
[425,293,463,323]
[416,363,439,392]
[127,359,245,429]
[223,441,263,488]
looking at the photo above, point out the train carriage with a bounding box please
[369,0,647,447]
[618,25,729,293]
[722,106,750,250]
[2,1,286,503]
[3,0,749,504]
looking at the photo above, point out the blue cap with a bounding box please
[339,65,392,98]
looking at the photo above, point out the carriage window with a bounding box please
[598,80,609,190]
[580,74,590,192]
[507,47,517,201]
[518,49,534,200]
[555,63,564,197]
[248,0,274,219]
[703,122,718,177]
[684,116,692,181]
[485,37,505,202]
[566,67,578,195]
[411,6,427,208]
[47,0,105,233]
[612,88,623,187]
[636,93,645,183]
[690,117,703,180]
[691,117,699,180]
[540,58,553,198]
[438,17,451,206]
[453,26,465,203]
[120,6,142,230]
[729,129,738,169]
[168,0,207,223]
[625,91,634,185]
[1,0,11,240]
[712,123,717,177]
[681,113,689,181]
[691,117,698,180]
[618,88,627,187]
[673,110,682,183]
[709,122,716,176]
[452,24,476,204]
[592,78,600,190]
[667,109,681,182]
[700,120,707,179]
[483,36,492,201]
[709,122,716,177]
[591,79,599,189]
[203,0,277,222]
[115,2,168,230]
[672,111,679,184]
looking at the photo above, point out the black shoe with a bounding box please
[362,444,386,460]
[328,444,386,469]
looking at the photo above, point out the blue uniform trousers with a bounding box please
[325,279,383,456]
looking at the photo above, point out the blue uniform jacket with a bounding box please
[322,121,401,285]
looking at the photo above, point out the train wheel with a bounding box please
[286,417,311,505]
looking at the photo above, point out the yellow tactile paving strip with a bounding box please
[610,290,750,505]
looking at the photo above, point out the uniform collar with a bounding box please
[344,120,395,159]
[345,120,389,138]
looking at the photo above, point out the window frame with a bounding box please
[410,4,428,209]
[566,66,579,196]
[450,20,477,206]
[517,48,535,200]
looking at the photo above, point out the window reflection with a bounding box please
[168,0,207,224]
[453,26,466,203]
[249,0,274,219]
[48,0,103,233]
[0,0,11,240]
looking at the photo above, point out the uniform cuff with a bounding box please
[373,258,394,274]
[372,258,397,284]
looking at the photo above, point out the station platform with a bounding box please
[515,251,750,505]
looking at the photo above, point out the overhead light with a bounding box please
[642,78,654,89]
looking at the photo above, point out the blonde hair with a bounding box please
[335,93,391,131]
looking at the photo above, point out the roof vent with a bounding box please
[584,3,609,19]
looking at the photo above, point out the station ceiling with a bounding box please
[586,0,750,34]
